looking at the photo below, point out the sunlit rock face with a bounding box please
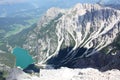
[24,3,120,66]
[6,67,120,80]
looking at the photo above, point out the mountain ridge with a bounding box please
[23,3,120,67]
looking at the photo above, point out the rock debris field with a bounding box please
[39,67,120,80]
[7,67,120,80]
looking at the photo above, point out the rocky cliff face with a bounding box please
[24,3,120,67]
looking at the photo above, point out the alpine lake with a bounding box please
[13,47,34,69]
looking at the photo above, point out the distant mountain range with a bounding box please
[0,0,100,17]
[0,0,120,17]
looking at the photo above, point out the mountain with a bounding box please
[0,0,94,52]
[0,0,105,52]
[101,0,120,10]
[23,3,120,67]
[5,3,120,80]
[102,0,120,5]
[0,3,36,17]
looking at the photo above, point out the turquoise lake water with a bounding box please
[13,47,34,69]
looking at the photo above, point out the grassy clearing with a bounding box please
[0,52,16,68]
[5,18,38,38]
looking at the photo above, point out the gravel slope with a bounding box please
[39,67,120,80]
[6,67,120,80]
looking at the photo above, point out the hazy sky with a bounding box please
[0,0,117,6]
[0,0,36,4]
[0,0,27,4]
[0,0,100,5]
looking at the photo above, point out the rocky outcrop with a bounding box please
[0,51,15,70]
[7,67,120,80]
[6,68,39,80]
[39,67,120,80]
